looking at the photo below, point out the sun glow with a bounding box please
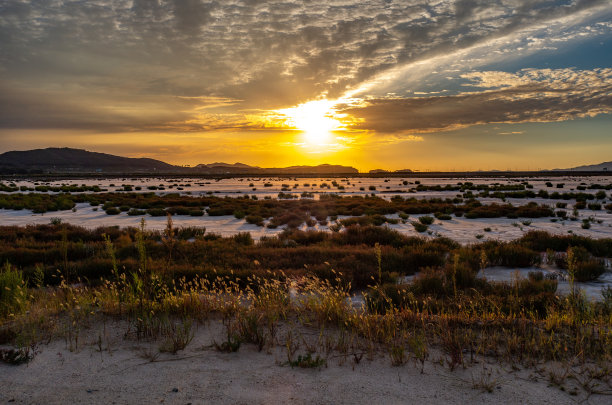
[277,100,343,145]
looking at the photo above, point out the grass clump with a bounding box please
[418,216,435,225]
[0,262,27,318]
[287,352,327,369]
[412,222,428,233]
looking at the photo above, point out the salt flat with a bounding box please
[1,176,611,242]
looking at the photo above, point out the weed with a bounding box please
[472,365,498,393]
[0,262,27,318]
[0,345,37,365]
[159,319,194,354]
[389,344,407,366]
[288,352,327,369]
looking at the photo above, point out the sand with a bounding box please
[0,320,601,405]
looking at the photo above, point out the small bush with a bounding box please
[147,208,167,217]
[418,216,434,225]
[574,260,605,282]
[105,207,120,215]
[233,232,254,246]
[245,215,264,226]
[0,262,27,317]
[412,222,428,233]
[410,267,446,296]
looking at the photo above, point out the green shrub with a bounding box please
[410,267,446,296]
[105,207,120,215]
[147,208,167,217]
[245,214,264,226]
[574,260,605,282]
[0,262,26,317]
[412,222,428,233]
[418,216,434,225]
[233,232,254,246]
[483,242,540,267]
[575,201,586,209]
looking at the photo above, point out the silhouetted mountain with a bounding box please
[0,148,358,174]
[195,162,257,169]
[560,161,612,171]
[271,164,358,174]
[369,168,413,174]
[0,148,177,173]
[193,162,357,174]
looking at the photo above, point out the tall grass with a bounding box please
[0,262,27,318]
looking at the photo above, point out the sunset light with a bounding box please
[277,100,343,146]
[1,2,611,402]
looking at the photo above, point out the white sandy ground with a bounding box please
[1,319,606,405]
[1,202,611,243]
[1,175,611,242]
[3,175,611,200]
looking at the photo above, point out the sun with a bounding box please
[277,99,342,145]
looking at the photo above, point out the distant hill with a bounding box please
[369,168,412,174]
[271,164,358,174]
[0,148,358,174]
[0,148,177,173]
[195,162,258,170]
[193,162,357,174]
[561,161,612,171]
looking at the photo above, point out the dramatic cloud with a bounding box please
[0,0,610,133]
[339,68,612,133]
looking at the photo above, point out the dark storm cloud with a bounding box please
[339,68,612,133]
[0,0,610,132]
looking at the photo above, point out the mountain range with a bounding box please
[0,148,358,174]
[0,148,608,174]
[556,161,612,171]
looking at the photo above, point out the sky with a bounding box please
[0,0,611,171]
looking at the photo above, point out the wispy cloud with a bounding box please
[0,0,610,134]
[339,68,612,134]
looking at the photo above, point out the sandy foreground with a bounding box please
[0,320,603,405]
